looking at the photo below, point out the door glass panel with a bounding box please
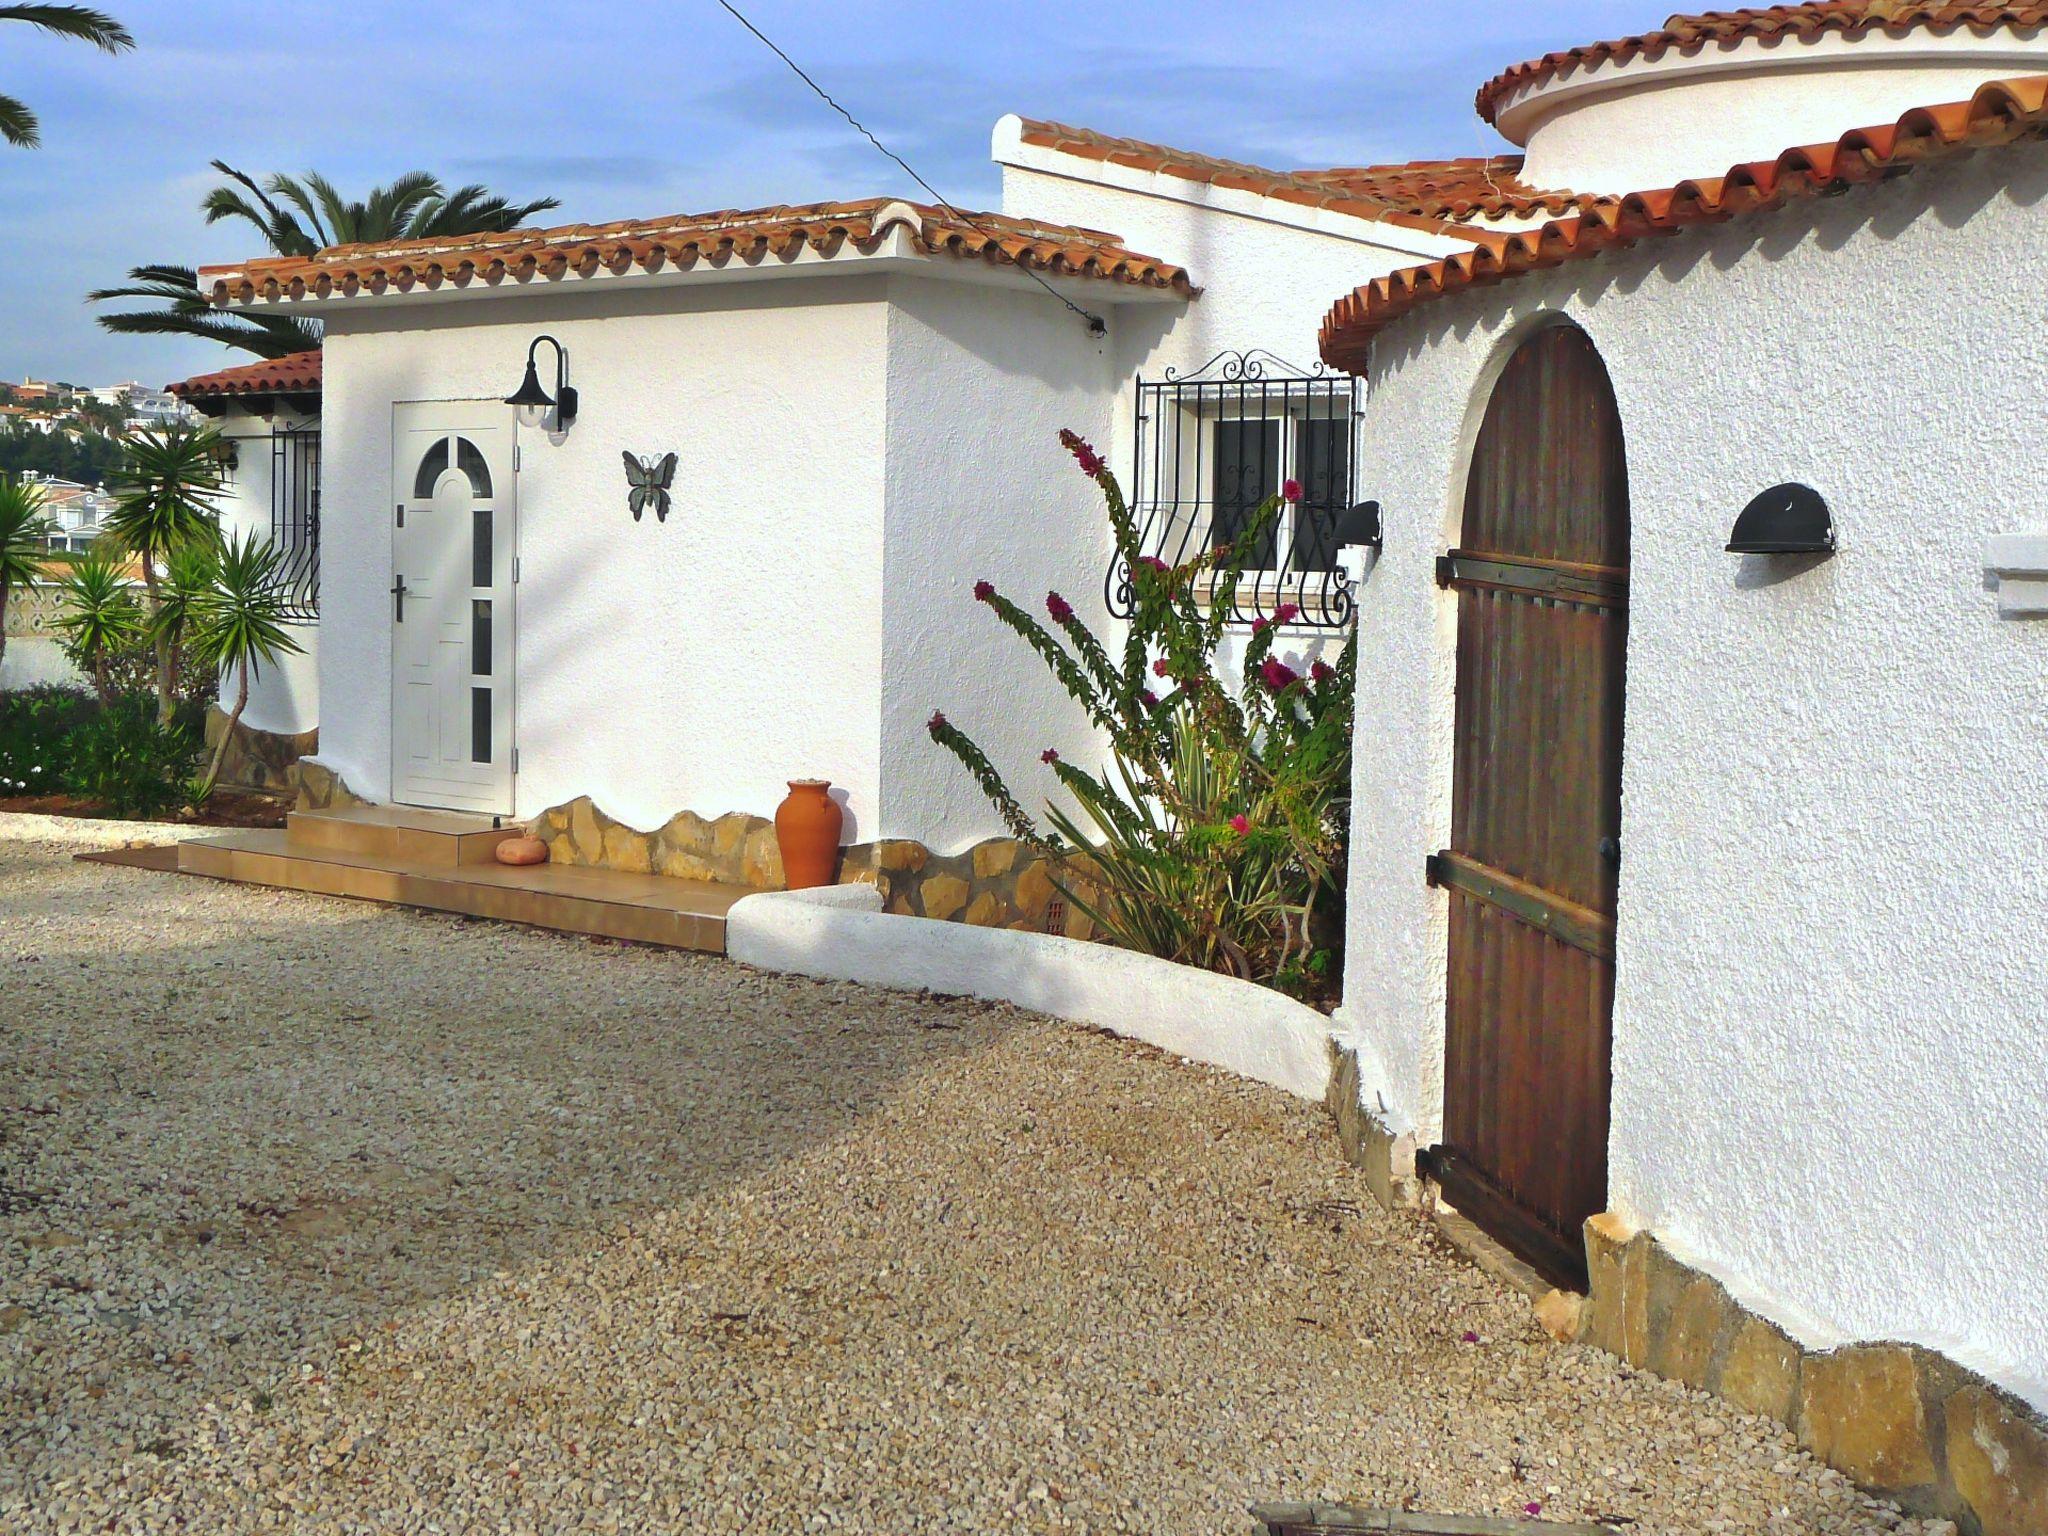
[471,687,491,764]
[456,437,492,498]
[412,439,450,499]
[471,600,491,676]
[1211,419,1280,566]
[1292,417,1350,573]
[471,508,492,588]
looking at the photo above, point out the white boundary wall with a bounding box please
[730,885,1334,1103]
[1338,141,2048,1410]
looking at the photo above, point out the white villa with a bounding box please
[168,4,2048,1528]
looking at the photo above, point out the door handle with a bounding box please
[390,575,410,623]
[1598,836,1621,868]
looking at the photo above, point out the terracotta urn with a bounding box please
[774,780,843,890]
[494,834,548,867]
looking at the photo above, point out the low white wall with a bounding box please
[729,886,1334,1103]
[1340,141,2048,1409]
[0,638,82,693]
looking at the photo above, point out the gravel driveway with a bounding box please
[0,815,1933,1535]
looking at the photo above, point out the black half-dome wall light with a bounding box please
[504,334,578,434]
[1728,482,1835,556]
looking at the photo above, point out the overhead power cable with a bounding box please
[710,0,1108,335]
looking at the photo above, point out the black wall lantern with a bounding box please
[1728,483,1834,556]
[504,334,578,433]
[1336,500,1384,551]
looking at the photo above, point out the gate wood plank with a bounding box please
[1250,1502,1618,1534]
[1437,324,1628,1289]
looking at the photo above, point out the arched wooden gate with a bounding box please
[1426,324,1630,1291]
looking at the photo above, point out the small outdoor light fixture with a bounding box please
[504,334,577,432]
[1727,482,1835,556]
[1335,500,1384,550]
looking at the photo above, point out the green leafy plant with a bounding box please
[0,683,92,797]
[929,431,1354,998]
[105,424,224,722]
[52,551,143,704]
[0,473,55,679]
[187,531,302,799]
[60,692,199,818]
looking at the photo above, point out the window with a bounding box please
[1113,350,1362,629]
[270,428,320,621]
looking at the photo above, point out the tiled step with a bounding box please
[178,829,751,953]
[285,805,509,867]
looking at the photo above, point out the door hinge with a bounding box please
[515,445,522,472]
[511,747,520,774]
[395,503,404,528]
[512,556,521,584]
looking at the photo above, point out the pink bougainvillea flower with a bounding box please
[1260,656,1299,692]
[1275,602,1301,625]
[1046,592,1075,624]
[1041,748,1060,765]
[1524,1504,1543,1518]
[1062,431,1106,477]
[1153,657,1173,678]
[1252,616,1274,635]
[1140,688,1159,708]
[1282,479,1303,503]
[1461,1329,1481,1344]
[1311,660,1335,683]
[1229,814,1251,835]
[1137,555,1169,574]
[927,711,949,735]
[973,579,995,602]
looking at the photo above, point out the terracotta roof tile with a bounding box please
[201,200,1191,308]
[1014,120,1590,230]
[1477,3,2048,124]
[166,350,322,399]
[1320,74,2048,369]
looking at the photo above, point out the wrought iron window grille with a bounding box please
[1109,349,1363,630]
[270,427,320,621]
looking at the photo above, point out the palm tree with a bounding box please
[52,551,141,704]
[91,165,559,357]
[0,476,55,678]
[104,424,223,722]
[188,531,301,799]
[1,5,133,149]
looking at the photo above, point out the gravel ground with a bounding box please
[0,814,1937,1535]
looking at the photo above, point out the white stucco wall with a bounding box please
[0,637,81,693]
[318,279,891,832]
[1498,29,2048,194]
[876,278,1125,850]
[1338,140,2048,1409]
[215,405,319,735]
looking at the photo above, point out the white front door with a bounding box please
[390,403,516,813]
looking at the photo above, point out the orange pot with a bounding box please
[774,779,844,890]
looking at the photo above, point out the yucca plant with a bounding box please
[105,424,224,722]
[929,430,1354,997]
[52,551,142,704]
[186,530,301,799]
[0,475,55,679]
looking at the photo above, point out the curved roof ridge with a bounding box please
[1476,3,2048,125]
[1323,72,2048,368]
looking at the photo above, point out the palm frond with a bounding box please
[209,161,315,255]
[0,5,134,50]
[0,91,36,147]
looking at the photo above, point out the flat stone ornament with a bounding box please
[1251,1505,1619,1535]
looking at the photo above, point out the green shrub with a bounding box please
[0,685,94,797]
[929,430,1353,999]
[60,693,200,818]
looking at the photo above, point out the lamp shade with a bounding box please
[1728,484,1834,555]
[504,359,552,414]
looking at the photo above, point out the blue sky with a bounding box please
[0,0,1645,385]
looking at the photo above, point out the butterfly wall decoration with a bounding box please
[623,451,678,523]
